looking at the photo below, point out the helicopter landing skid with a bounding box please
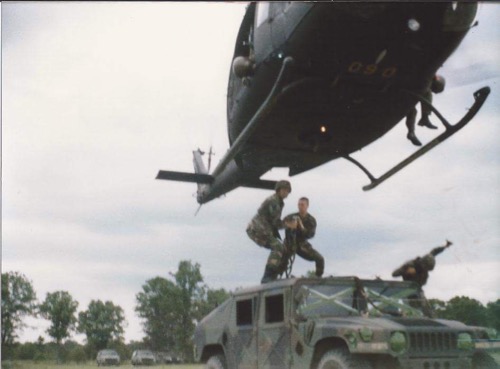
[344,86,491,191]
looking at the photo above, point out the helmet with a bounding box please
[275,180,292,193]
[421,254,436,270]
[431,75,446,94]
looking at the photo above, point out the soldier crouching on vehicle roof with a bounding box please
[281,197,324,278]
[246,180,297,284]
[392,240,453,317]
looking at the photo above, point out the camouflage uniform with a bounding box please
[282,212,324,277]
[246,193,286,282]
[392,243,451,317]
[392,245,448,287]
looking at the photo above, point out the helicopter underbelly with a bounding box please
[238,80,412,171]
[227,1,477,173]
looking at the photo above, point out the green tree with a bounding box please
[440,296,488,326]
[135,276,180,352]
[39,291,79,346]
[485,299,500,332]
[1,271,37,347]
[136,260,216,361]
[78,300,126,353]
[172,260,204,361]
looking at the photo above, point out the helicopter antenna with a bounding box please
[195,204,203,216]
[207,146,214,173]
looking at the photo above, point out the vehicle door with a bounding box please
[229,294,259,369]
[257,288,291,369]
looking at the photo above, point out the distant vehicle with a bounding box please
[155,352,183,364]
[131,350,156,366]
[155,352,172,364]
[194,276,500,369]
[170,355,183,364]
[96,349,120,366]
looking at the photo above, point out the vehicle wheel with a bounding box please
[205,354,227,369]
[472,351,499,369]
[316,349,372,369]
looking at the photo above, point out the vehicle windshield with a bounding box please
[295,280,425,318]
[101,350,117,355]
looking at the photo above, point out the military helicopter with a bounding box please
[157,2,490,204]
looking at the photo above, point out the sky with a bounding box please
[2,2,499,345]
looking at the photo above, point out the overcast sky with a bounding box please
[2,2,499,344]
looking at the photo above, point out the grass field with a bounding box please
[1,362,203,369]
[3,354,499,369]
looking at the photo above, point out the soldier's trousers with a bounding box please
[283,239,324,277]
[246,227,285,276]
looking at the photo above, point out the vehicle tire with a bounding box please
[316,349,372,369]
[472,351,499,369]
[205,354,227,369]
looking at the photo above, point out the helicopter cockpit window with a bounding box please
[255,3,270,28]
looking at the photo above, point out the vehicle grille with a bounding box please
[409,332,457,353]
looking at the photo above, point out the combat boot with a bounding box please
[418,115,438,129]
[261,265,278,284]
[407,131,422,146]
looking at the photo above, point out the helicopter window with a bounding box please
[255,2,270,28]
[270,2,287,16]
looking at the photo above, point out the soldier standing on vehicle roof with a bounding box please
[246,180,297,284]
[282,197,324,278]
[392,240,453,287]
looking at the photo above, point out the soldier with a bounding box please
[246,180,297,284]
[392,240,453,287]
[282,197,324,278]
[406,75,446,146]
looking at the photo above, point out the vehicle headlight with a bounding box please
[389,331,407,354]
[485,328,497,340]
[345,331,358,348]
[359,327,373,342]
[457,332,474,350]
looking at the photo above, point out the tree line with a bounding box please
[2,263,499,363]
[1,260,229,363]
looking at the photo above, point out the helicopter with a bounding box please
[157,2,490,204]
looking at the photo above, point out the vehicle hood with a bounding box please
[316,316,472,330]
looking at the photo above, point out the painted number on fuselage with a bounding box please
[347,62,397,78]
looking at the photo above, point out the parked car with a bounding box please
[131,350,156,366]
[96,349,120,366]
[155,352,172,364]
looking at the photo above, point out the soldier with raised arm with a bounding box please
[392,240,453,287]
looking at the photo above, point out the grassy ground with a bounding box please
[492,351,500,363]
[3,355,499,369]
[1,362,203,369]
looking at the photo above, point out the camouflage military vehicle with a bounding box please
[194,277,499,369]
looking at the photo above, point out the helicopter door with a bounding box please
[253,2,273,61]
